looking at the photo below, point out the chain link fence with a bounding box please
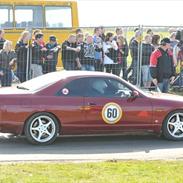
[0,25,182,91]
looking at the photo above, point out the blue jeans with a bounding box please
[64,62,75,70]
[158,79,170,93]
[81,64,95,71]
[1,68,12,87]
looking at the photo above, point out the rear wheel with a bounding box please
[162,110,183,141]
[24,112,59,145]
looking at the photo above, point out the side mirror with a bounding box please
[131,90,140,99]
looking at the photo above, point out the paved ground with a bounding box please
[1,133,183,162]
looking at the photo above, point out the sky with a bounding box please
[78,0,183,27]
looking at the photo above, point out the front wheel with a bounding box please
[162,110,183,141]
[24,112,59,145]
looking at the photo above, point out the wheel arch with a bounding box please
[22,111,61,135]
[162,108,183,128]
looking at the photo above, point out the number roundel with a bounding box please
[102,103,122,124]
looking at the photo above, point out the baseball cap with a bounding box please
[49,35,56,42]
[160,37,171,45]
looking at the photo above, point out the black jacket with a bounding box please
[15,41,28,69]
[62,41,77,64]
[32,42,45,65]
[150,47,175,82]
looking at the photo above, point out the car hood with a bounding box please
[148,92,183,102]
[0,87,32,95]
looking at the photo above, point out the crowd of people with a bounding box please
[0,27,182,93]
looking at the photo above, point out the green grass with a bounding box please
[1,161,183,183]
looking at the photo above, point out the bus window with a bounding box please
[15,6,43,28]
[45,6,72,28]
[0,6,13,29]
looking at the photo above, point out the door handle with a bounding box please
[88,102,96,106]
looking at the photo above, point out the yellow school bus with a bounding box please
[0,0,79,67]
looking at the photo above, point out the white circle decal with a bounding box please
[102,103,122,124]
[62,88,69,95]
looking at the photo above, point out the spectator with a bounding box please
[44,35,60,74]
[103,32,118,74]
[76,33,85,70]
[62,34,80,70]
[173,40,183,87]
[76,28,83,35]
[80,35,95,71]
[32,29,45,47]
[170,32,178,49]
[31,33,47,78]
[15,30,30,82]
[99,26,106,41]
[0,29,6,50]
[146,28,153,37]
[175,29,183,41]
[141,34,154,88]
[128,30,142,85]
[151,34,160,49]
[150,38,175,93]
[93,27,104,71]
[116,35,129,78]
[129,27,139,46]
[0,40,17,87]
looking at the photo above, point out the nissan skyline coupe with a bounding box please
[0,71,183,145]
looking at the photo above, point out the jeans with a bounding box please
[127,60,137,85]
[1,68,12,87]
[141,65,151,86]
[64,62,75,70]
[31,64,43,78]
[95,60,104,72]
[81,64,95,71]
[157,79,170,93]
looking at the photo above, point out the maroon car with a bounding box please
[0,71,183,144]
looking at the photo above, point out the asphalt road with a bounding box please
[1,133,183,162]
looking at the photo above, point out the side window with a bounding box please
[106,79,132,98]
[0,6,13,28]
[86,77,132,98]
[86,78,108,97]
[45,6,72,28]
[15,6,43,28]
[58,78,86,97]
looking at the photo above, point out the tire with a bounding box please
[162,110,183,141]
[24,112,59,145]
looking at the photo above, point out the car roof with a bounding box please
[17,71,119,93]
[55,70,119,79]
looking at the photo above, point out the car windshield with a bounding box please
[17,72,65,92]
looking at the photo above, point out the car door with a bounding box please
[55,78,87,135]
[84,77,153,133]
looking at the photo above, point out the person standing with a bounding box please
[15,30,30,82]
[0,40,17,87]
[128,30,142,85]
[0,29,6,50]
[103,32,118,74]
[151,34,160,49]
[44,35,60,73]
[116,35,129,78]
[80,35,95,71]
[150,38,175,93]
[31,33,47,78]
[62,34,80,70]
[93,27,104,72]
[141,35,154,88]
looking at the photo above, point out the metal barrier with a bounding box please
[0,25,182,91]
